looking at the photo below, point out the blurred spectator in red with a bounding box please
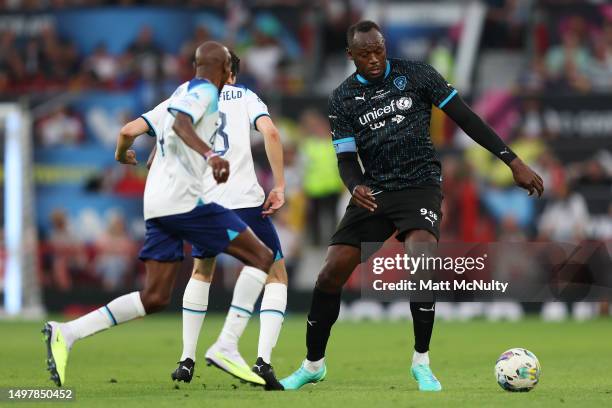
[47,209,87,291]
[440,156,492,242]
[94,213,136,291]
[113,166,147,196]
[36,105,85,146]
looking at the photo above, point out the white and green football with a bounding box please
[495,348,541,392]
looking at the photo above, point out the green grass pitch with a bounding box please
[2,315,612,407]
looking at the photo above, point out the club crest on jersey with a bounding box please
[394,76,407,91]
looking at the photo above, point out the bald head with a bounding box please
[193,41,231,89]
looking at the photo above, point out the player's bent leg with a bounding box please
[403,229,441,392]
[43,261,178,387]
[265,258,288,285]
[281,245,360,390]
[224,228,274,272]
[205,229,272,386]
[253,259,288,390]
[172,258,216,383]
[193,257,216,282]
[140,260,181,313]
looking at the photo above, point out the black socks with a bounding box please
[305,289,434,358]
[305,287,342,361]
[410,302,436,353]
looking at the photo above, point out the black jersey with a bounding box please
[329,58,457,191]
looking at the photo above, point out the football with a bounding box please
[495,348,541,392]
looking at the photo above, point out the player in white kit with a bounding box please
[42,42,273,387]
[144,52,287,390]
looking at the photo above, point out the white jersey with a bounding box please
[141,78,219,220]
[201,84,270,209]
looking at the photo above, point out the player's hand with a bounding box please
[262,188,285,217]
[509,157,544,197]
[209,155,230,183]
[351,185,377,212]
[115,149,138,165]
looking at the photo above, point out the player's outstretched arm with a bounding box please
[115,117,149,165]
[172,112,229,183]
[442,95,544,197]
[256,115,286,216]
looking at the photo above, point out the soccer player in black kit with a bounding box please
[280,21,544,391]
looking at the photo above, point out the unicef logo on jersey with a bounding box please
[397,97,412,110]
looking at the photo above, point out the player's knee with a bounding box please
[404,230,437,257]
[192,260,214,282]
[140,290,171,313]
[254,247,274,273]
[266,260,288,284]
[316,261,346,292]
[242,244,273,273]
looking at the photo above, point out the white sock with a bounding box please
[303,358,324,373]
[180,278,210,361]
[412,350,430,366]
[257,283,287,364]
[62,292,145,349]
[218,266,268,347]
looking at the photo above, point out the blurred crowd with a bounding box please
[0,1,362,95]
[0,0,606,294]
[40,209,138,292]
[0,0,304,10]
[520,8,612,92]
[0,22,295,94]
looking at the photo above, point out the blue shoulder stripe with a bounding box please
[438,89,458,109]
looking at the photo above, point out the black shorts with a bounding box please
[330,186,443,249]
